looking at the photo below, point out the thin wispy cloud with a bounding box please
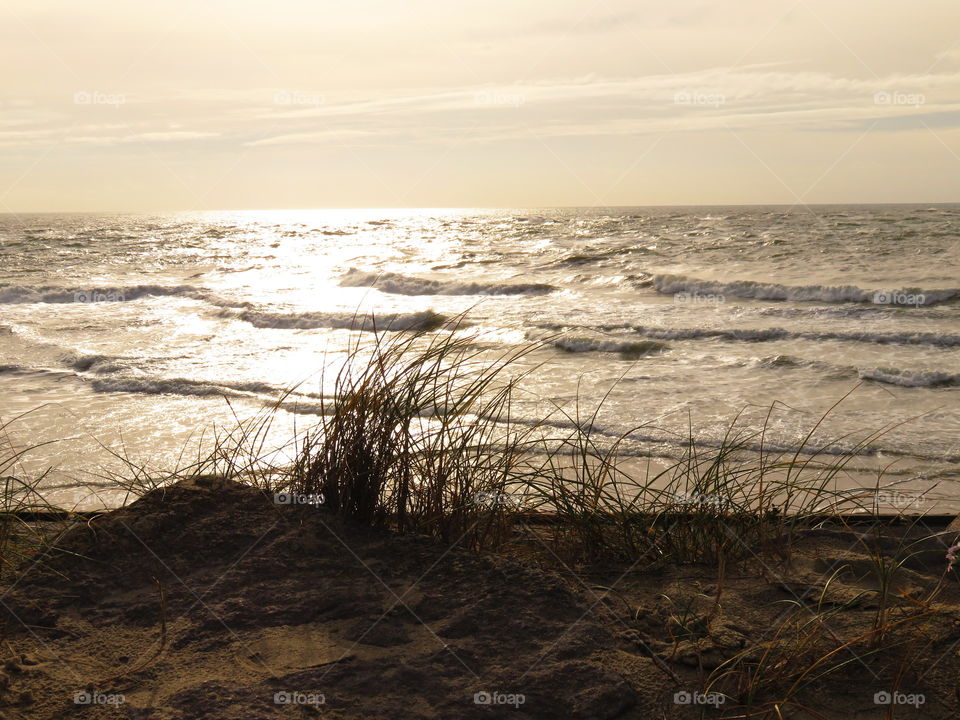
[6,65,958,151]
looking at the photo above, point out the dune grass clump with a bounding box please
[279,316,894,570]
[290,318,541,550]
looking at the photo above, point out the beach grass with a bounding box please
[289,316,542,550]
[271,317,906,568]
[0,411,75,581]
[33,314,943,567]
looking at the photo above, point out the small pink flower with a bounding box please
[946,543,960,569]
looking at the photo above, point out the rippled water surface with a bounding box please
[1,206,958,509]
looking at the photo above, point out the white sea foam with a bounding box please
[89,376,320,399]
[218,307,447,332]
[540,323,960,348]
[858,368,960,388]
[339,268,555,296]
[0,283,208,304]
[652,273,958,306]
[756,356,960,387]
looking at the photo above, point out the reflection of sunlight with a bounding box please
[187,208,484,316]
[452,324,528,345]
[162,305,221,338]
[254,332,357,390]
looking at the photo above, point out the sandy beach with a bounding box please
[1,476,958,719]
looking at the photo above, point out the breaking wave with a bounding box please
[540,323,960,348]
[858,368,960,388]
[0,283,210,304]
[549,336,669,358]
[339,268,555,296]
[89,376,326,400]
[652,273,958,307]
[218,308,448,332]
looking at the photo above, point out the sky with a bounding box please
[3,0,960,211]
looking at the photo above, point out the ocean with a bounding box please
[1,206,958,510]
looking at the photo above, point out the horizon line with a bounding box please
[4,200,960,215]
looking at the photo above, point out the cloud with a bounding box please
[4,64,960,153]
[246,129,375,147]
[125,131,218,143]
[70,131,218,146]
[242,67,960,146]
[934,46,960,66]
